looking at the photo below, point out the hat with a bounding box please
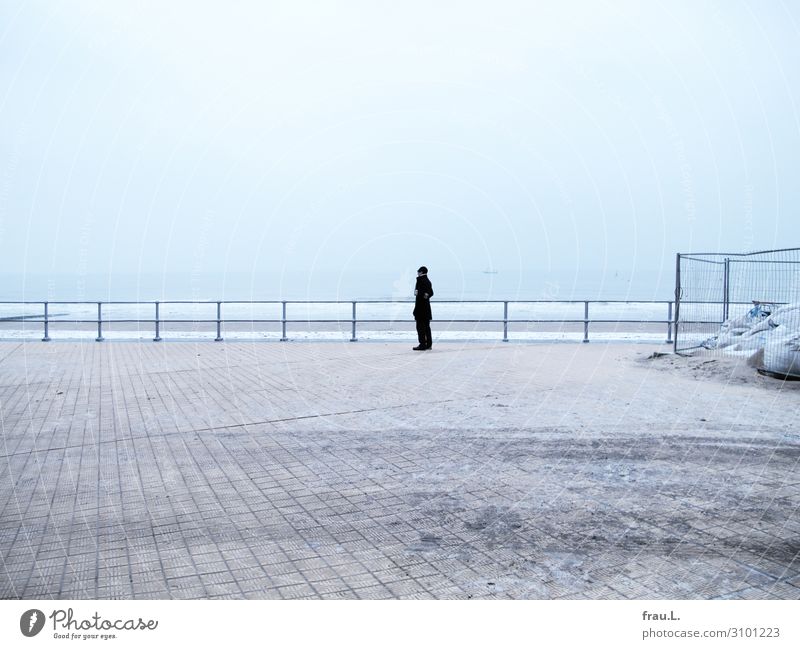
[417,266,428,274]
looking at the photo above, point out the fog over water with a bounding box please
[1,1,799,300]
[4,267,675,302]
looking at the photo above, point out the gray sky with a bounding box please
[1,0,799,289]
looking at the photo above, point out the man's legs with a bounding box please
[415,319,426,349]
[423,320,432,349]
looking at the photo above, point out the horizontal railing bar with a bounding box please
[727,259,800,265]
[0,299,678,305]
[1,318,677,325]
[679,247,800,257]
[678,299,788,303]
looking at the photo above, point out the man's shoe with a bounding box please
[413,345,425,350]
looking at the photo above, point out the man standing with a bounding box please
[413,266,433,350]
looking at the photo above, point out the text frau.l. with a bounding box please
[50,609,158,632]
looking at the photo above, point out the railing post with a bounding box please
[153,301,162,341]
[350,301,357,342]
[280,301,288,341]
[42,301,50,342]
[665,301,673,344]
[95,302,104,342]
[215,301,223,341]
[723,257,730,322]
[503,301,508,342]
[583,301,589,343]
[674,252,681,354]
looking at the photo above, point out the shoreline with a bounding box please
[0,328,674,344]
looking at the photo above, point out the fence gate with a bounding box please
[674,248,800,352]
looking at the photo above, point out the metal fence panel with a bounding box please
[674,248,800,352]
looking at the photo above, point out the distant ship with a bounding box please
[482,268,499,274]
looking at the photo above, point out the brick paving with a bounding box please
[0,341,798,599]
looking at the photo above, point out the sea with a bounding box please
[0,268,675,302]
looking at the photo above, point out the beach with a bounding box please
[1,340,798,599]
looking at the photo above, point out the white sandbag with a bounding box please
[701,303,800,373]
[766,304,800,330]
[702,302,774,349]
[763,334,800,377]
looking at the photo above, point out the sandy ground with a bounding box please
[0,340,798,599]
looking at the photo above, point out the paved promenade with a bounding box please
[1,341,798,599]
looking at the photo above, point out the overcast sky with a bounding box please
[1,0,799,291]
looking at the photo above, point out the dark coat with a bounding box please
[413,275,433,321]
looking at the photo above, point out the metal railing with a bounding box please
[0,299,676,343]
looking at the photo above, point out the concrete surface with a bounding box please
[1,341,798,599]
